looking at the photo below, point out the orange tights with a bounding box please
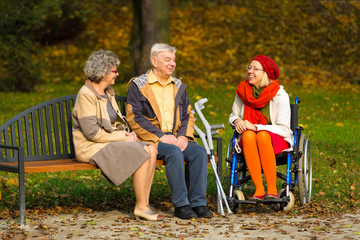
[242,130,277,196]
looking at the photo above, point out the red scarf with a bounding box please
[236,80,280,125]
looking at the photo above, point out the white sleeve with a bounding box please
[229,95,244,126]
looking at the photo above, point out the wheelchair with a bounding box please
[225,97,312,212]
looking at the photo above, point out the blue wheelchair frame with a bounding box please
[226,97,312,211]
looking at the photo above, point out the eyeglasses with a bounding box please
[111,70,118,74]
[246,66,264,72]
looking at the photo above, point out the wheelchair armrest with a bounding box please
[295,126,304,131]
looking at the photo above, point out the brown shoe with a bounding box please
[134,207,165,221]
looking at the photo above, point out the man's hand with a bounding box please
[160,134,177,145]
[176,136,188,151]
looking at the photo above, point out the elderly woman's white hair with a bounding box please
[150,43,177,62]
[84,49,120,83]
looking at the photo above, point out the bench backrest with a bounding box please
[0,95,126,162]
[1,94,297,163]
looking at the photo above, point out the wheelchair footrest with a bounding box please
[259,196,290,204]
[228,196,290,206]
[230,198,259,205]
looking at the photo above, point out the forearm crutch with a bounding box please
[193,124,225,215]
[193,99,233,215]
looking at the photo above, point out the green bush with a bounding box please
[0,0,94,92]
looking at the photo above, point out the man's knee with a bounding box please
[194,145,207,160]
[160,144,184,162]
[185,142,207,163]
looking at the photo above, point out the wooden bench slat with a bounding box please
[0,159,97,173]
[0,157,218,173]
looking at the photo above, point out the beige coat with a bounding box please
[72,80,149,186]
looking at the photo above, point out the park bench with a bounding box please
[0,95,223,226]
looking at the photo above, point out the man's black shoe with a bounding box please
[174,205,197,219]
[192,206,213,218]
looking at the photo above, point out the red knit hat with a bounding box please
[252,54,279,80]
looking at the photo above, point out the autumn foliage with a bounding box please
[1,0,357,92]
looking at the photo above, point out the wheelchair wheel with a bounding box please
[298,134,313,206]
[225,137,234,195]
[278,188,295,211]
[233,190,245,213]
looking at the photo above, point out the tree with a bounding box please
[129,0,170,76]
[0,0,93,92]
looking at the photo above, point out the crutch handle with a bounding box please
[211,130,220,136]
[194,98,208,108]
[211,124,225,130]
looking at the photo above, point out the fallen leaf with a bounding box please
[6,178,17,186]
[130,226,139,231]
[209,111,218,116]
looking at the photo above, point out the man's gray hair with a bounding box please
[150,43,177,62]
[84,49,120,83]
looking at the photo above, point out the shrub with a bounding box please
[0,0,94,92]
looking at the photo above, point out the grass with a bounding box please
[0,81,359,214]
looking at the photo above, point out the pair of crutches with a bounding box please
[192,98,232,216]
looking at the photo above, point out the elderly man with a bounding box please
[126,43,212,219]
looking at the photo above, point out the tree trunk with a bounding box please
[129,0,170,76]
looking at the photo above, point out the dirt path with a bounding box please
[1,208,360,239]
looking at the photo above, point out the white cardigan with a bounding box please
[229,86,293,148]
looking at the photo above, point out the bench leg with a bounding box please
[19,171,26,226]
[18,148,26,226]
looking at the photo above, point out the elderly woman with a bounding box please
[72,49,164,221]
[229,54,292,200]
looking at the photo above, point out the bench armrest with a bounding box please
[0,144,22,150]
[0,144,25,173]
